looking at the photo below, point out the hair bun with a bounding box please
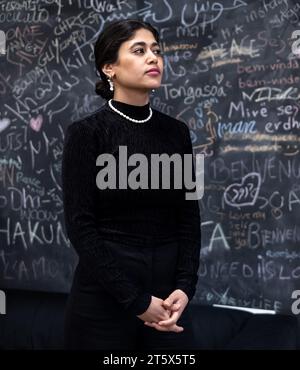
[95,79,112,100]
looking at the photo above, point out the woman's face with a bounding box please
[106,28,163,94]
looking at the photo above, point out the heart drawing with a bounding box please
[224,172,261,208]
[0,117,11,133]
[29,115,43,132]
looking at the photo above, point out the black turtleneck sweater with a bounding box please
[62,99,201,316]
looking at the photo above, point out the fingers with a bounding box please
[158,310,180,326]
[158,317,176,326]
[162,301,181,312]
[144,322,184,333]
[162,299,173,308]
[162,299,173,309]
[144,312,180,328]
[144,322,166,331]
[159,309,171,321]
[173,325,184,333]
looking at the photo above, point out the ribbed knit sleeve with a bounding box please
[61,121,152,316]
[175,124,201,301]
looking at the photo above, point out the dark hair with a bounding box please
[94,19,160,100]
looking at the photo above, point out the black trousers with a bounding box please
[64,238,197,350]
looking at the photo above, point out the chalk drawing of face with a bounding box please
[282,144,299,156]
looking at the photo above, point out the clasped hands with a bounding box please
[137,289,189,333]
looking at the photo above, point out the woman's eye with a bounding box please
[134,48,162,55]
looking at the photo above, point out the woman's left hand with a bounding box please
[144,289,189,332]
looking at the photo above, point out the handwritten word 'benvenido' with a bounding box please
[0,290,6,314]
[95,146,204,200]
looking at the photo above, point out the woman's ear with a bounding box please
[102,63,114,78]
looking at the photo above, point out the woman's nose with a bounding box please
[146,50,158,63]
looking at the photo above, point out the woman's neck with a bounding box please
[112,89,150,106]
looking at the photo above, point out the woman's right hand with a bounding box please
[137,296,171,323]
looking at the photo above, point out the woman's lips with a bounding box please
[146,70,160,76]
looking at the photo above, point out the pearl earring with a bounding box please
[107,76,114,91]
[152,89,155,92]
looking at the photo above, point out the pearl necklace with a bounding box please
[108,99,152,123]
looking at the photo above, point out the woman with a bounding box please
[62,19,201,350]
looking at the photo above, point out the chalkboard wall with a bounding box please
[1,0,300,314]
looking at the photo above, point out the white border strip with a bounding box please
[213,304,276,314]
